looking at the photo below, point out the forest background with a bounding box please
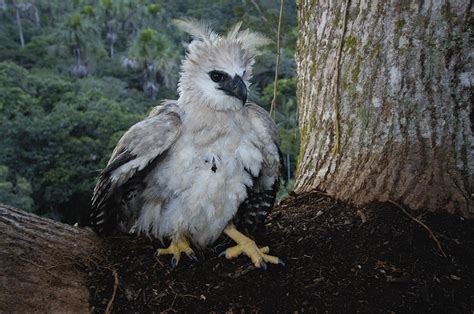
[0,0,298,224]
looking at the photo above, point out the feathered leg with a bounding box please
[156,236,197,268]
[220,224,284,269]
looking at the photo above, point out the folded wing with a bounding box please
[90,102,182,232]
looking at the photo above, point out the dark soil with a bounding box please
[87,191,474,312]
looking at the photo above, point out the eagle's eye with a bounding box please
[209,71,228,83]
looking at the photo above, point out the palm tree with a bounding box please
[97,0,118,58]
[8,0,43,47]
[11,1,32,48]
[123,27,177,99]
[59,11,102,77]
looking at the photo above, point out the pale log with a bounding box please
[0,205,102,312]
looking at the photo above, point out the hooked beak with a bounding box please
[218,75,247,105]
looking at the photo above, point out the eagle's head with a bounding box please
[175,19,270,111]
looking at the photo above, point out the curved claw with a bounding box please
[156,238,193,268]
[277,258,286,267]
[222,225,283,270]
[188,251,198,262]
[171,256,179,268]
[218,250,227,258]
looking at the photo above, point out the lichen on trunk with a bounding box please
[296,0,473,216]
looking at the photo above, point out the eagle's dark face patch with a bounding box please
[209,70,247,105]
[209,70,228,83]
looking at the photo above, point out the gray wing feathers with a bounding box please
[109,108,182,186]
[246,103,279,144]
[246,103,281,181]
[90,102,182,229]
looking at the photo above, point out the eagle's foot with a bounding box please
[221,225,284,269]
[156,237,196,268]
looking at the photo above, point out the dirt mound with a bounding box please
[87,191,474,312]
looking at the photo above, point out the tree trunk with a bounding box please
[33,5,40,29]
[0,205,102,312]
[15,7,24,48]
[296,0,473,216]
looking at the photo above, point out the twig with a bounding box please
[16,255,73,282]
[312,190,333,197]
[180,294,202,299]
[229,264,257,278]
[356,209,367,223]
[18,256,72,271]
[249,0,268,23]
[386,275,411,283]
[332,0,351,154]
[270,0,284,120]
[134,288,142,301]
[105,269,119,314]
[163,293,178,313]
[388,200,447,258]
[154,253,165,267]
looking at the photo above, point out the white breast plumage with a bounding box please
[136,110,258,247]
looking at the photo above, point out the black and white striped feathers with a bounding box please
[234,150,283,233]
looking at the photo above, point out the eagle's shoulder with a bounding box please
[108,100,183,164]
[148,99,183,118]
[244,103,279,145]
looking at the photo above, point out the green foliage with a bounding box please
[147,4,161,15]
[139,28,155,45]
[0,0,298,220]
[277,179,295,202]
[0,165,34,211]
[81,5,95,16]
[67,13,83,30]
[100,0,113,9]
[0,62,143,222]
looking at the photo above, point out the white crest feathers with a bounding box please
[173,18,270,56]
[173,18,220,44]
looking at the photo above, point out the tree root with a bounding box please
[105,269,119,314]
[389,200,447,258]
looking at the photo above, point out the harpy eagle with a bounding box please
[90,19,283,268]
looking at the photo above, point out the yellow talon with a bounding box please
[156,237,196,267]
[222,224,284,269]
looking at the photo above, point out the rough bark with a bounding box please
[0,205,102,313]
[296,0,473,216]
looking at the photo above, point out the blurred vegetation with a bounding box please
[0,0,298,223]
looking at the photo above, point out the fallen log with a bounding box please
[0,205,102,313]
